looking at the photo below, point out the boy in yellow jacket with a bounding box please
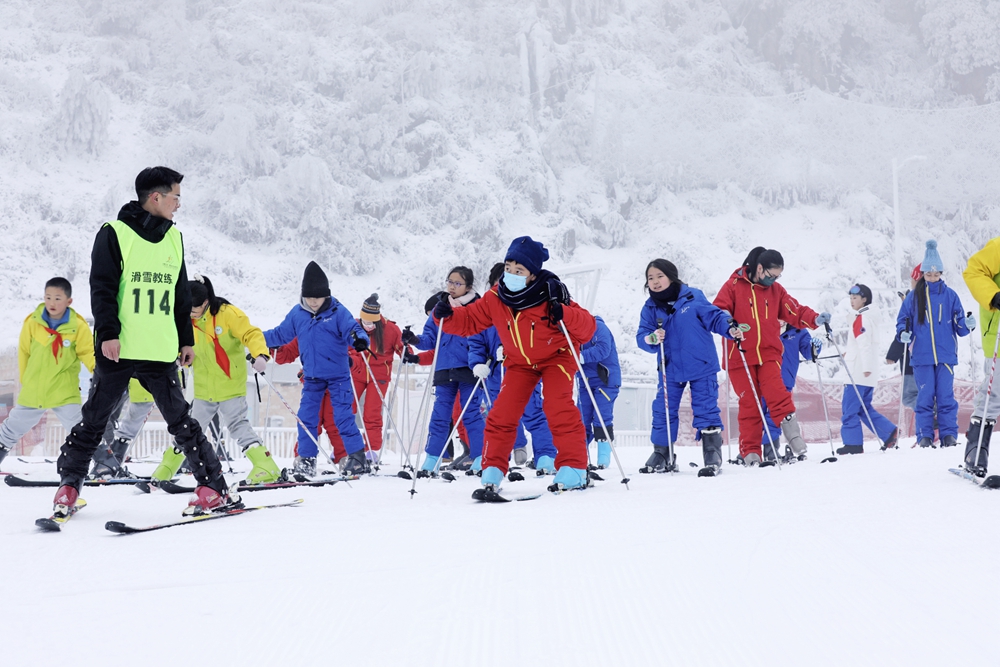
[0,278,94,468]
[148,275,280,485]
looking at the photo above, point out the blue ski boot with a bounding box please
[535,455,556,476]
[416,455,439,478]
[549,466,588,492]
[472,466,505,501]
[596,441,611,469]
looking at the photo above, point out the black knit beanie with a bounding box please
[301,261,331,298]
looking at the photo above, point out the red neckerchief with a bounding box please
[43,327,63,361]
[192,314,231,378]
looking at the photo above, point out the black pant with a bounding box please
[57,351,224,492]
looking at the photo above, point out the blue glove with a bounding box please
[900,331,912,344]
[810,337,823,361]
[967,314,977,330]
[815,312,831,326]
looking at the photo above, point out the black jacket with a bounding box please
[90,201,194,350]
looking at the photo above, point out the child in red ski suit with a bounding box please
[434,236,597,493]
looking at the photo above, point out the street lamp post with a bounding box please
[893,155,927,292]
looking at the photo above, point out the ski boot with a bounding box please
[780,413,807,460]
[342,450,370,476]
[151,446,187,485]
[416,455,439,478]
[52,485,79,520]
[743,452,762,467]
[940,434,958,448]
[472,466,504,501]
[596,440,612,469]
[918,437,934,448]
[639,446,675,473]
[512,447,528,466]
[291,456,317,479]
[184,481,242,516]
[448,453,472,471]
[471,456,482,473]
[836,445,864,455]
[0,443,8,469]
[535,455,556,476]
[548,466,588,492]
[880,428,899,451]
[964,418,993,477]
[698,427,724,477]
[244,444,282,485]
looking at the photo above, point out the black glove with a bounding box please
[402,352,421,364]
[433,299,453,319]
[348,356,353,367]
[401,328,419,346]
[352,335,369,352]
[546,278,571,305]
[992,292,1000,310]
[548,300,564,324]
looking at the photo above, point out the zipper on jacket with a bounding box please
[530,322,535,348]
[751,287,763,364]
[925,283,939,365]
[511,312,532,366]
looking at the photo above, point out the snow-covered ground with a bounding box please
[3,439,997,667]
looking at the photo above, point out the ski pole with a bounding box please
[347,370,378,473]
[359,350,407,464]
[896,318,910,441]
[824,322,880,449]
[724,348,732,463]
[377,355,405,467]
[207,412,235,475]
[814,360,837,463]
[971,326,1000,472]
[656,318,675,474]
[735,340,782,468]
[560,320,630,488]
[256,371,342,473]
[408,317,446,496]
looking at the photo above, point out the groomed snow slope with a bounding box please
[3,440,997,667]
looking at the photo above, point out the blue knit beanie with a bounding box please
[922,240,944,273]
[505,236,549,276]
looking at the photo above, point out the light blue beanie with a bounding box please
[922,240,943,273]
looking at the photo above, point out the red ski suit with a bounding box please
[713,267,820,457]
[416,348,469,448]
[274,338,347,461]
[440,287,597,474]
[342,317,403,452]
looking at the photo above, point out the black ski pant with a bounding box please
[58,351,224,492]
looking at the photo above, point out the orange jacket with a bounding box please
[713,267,819,366]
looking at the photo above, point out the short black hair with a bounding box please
[135,166,184,204]
[45,277,72,298]
[447,266,475,291]
[488,262,505,287]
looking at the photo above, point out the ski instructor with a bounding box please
[51,167,234,518]
[713,246,830,465]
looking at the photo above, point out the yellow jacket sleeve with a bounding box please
[75,313,96,373]
[963,237,1000,309]
[17,315,32,383]
[223,305,269,359]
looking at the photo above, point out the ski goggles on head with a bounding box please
[848,285,863,295]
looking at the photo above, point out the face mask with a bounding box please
[362,320,376,331]
[759,275,777,287]
[502,271,528,292]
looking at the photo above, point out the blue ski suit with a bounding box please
[636,285,733,446]
[264,298,370,459]
[895,279,971,440]
[578,316,621,442]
